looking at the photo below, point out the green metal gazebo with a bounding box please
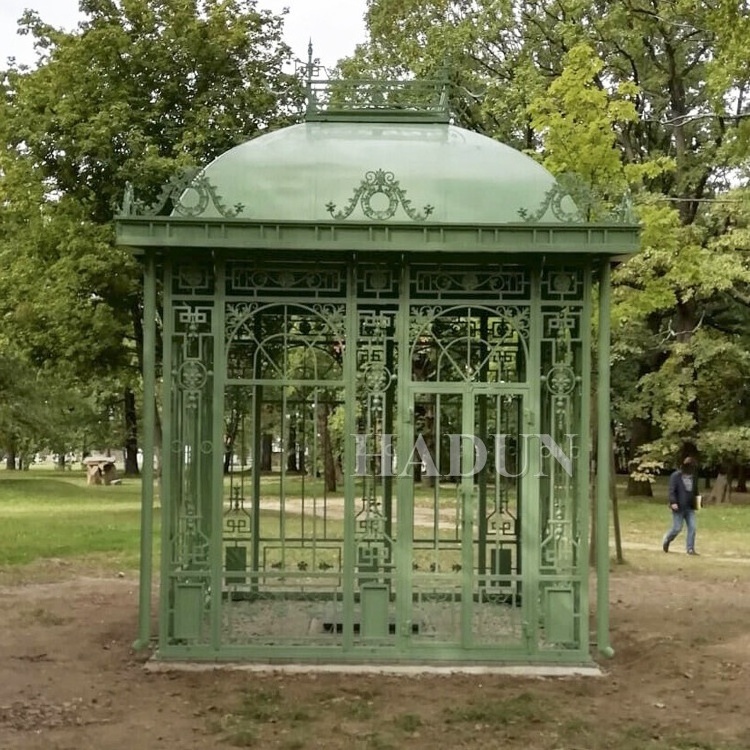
[117,77,639,665]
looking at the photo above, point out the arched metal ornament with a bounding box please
[519,173,635,224]
[326,169,435,222]
[119,167,244,219]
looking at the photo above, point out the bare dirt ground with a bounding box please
[1,560,749,750]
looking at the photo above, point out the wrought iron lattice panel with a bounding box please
[225,261,347,300]
[221,575,346,647]
[225,303,346,383]
[409,305,528,383]
[541,267,585,303]
[536,266,587,651]
[410,264,531,301]
[155,256,595,660]
[165,292,215,647]
[356,265,400,300]
[540,304,583,576]
[172,263,215,298]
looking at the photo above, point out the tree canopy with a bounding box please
[3,0,750,483]
[343,0,750,480]
[0,0,300,470]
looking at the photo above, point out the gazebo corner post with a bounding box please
[135,249,157,652]
[158,256,174,654]
[577,261,594,656]
[341,260,358,651]
[210,254,227,653]
[596,258,614,659]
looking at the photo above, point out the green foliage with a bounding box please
[0,0,301,460]
[348,0,750,473]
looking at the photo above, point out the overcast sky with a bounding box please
[0,0,368,69]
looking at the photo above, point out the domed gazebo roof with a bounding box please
[115,76,639,256]
[199,121,560,224]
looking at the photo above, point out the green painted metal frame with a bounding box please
[135,250,157,650]
[127,233,631,664]
[118,218,638,256]
[596,259,614,658]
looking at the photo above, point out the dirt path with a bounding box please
[0,562,749,749]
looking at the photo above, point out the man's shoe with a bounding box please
[687,549,699,556]
[662,538,670,553]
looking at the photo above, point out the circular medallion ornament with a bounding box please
[369,271,389,290]
[360,363,393,394]
[435,275,452,291]
[173,185,209,217]
[178,360,208,390]
[552,273,574,294]
[545,364,576,396]
[362,185,400,220]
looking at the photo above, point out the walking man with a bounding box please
[662,456,699,555]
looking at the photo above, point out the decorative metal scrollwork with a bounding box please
[119,167,244,218]
[518,172,635,224]
[178,360,208,391]
[545,363,577,396]
[359,362,394,395]
[326,169,434,222]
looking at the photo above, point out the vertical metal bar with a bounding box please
[461,389,474,648]
[280,385,287,561]
[578,261,593,653]
[159,257,174,652]
[433,393,440,559]
[523,261,542,652]
[211,255,226,651]
[477,315,489,579]
[342,259,358,651]
[596,259,614,658]
[383,332,394,556]
[135,250,156,651]
[251,384,262,591]
[395,259,412,650]
[252,310,263,588]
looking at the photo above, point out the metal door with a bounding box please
[400,385,529,653]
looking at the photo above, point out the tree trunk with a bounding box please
[5,450,16,470]
[626,416,653,497]
[154,400,163,475]
[123,387,139,476]
[224,407,241,475]
[611,442,624,564]
[318,403,336,492]
[260,434,272,471]
[286,417,298,472]
[56,453,66,471]
[736,463,747,493]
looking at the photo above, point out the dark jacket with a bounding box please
[668,469,697,512]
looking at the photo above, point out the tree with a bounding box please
[0,0,300,473]
[346,0,750,485]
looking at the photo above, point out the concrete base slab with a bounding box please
[145,660,603,678]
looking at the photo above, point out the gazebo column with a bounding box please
[158,257,174,652]
[577,262,594,653]
[341,262,358,651]
[596,259,614,658]
[210,256,227,651]
[135,248,157,651]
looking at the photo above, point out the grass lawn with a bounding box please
[612,476,750,570]
[1,469,748,578]
[0,470,149,572]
